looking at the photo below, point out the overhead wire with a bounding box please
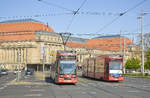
[74,0,88,15]
[64,20,150,39]
[0,11,126,20]
[78,11,119,16]
[73,32,141,36]
[37,0,88,35]
[1,0,148,40]
[65,0,88,32]
[92,0,147,35]
[37,0,73,12]
[0,13,72,20]
[59,0,88,47]
[125,23,150,35]
[144,23,150,27]
[94,16,121,34]
[123,0,147,14]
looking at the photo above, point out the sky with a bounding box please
[0,0,150,41]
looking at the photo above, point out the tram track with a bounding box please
[78,80,125,98]
[76,82,101,98]
[59,84,100,98]
[78,75,150,93]
[77,76,126,98]
[47,74,150,98]
[78,75,150,98]
[58,85,74,98]
[48,86,57,98]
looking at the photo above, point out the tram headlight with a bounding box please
[72,75,76,78]
[60,75,64,78]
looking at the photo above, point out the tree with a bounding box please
[125,58,140,70]
[145,48,150,70]
[145,62,150,70]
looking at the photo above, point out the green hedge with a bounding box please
[124,73,150,78]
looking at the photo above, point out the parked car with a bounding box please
[1,69,8,75]
[25,69,34,75]
[13,69,21,74]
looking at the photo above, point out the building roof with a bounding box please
[66,42,85,48]
[64,34,134,51]
[86,37,134,51]
[0,19,54,33]
[0,19,134,52]
[63,36,88,44]
[0,19,42,24]
[64,36,88,48]
[0,19,54,41]
[66,34,134,51]
[93,34,122,39]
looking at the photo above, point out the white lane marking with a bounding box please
[30,89,45,92]
[0,85,7,90]
[128,90,139,93]
[90,92,96,94]
[24,86,31,88]
[24,94,42,97]
[88,83,93,85]
[143,85,150,88]
[82,92,86,94]
[0,87,5,90]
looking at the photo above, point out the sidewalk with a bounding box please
[7,71,51,85]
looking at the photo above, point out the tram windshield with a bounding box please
[59,60,76,74]
[109,62,122,70]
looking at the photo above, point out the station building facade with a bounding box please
[0,19,135,71]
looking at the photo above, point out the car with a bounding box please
[1,69,8,75]
[25,69,34,75]
[13,69,21,74]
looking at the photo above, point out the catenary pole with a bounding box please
[138,10,145,76]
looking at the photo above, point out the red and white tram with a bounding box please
[50,50,77,84]
[82,54,124,81]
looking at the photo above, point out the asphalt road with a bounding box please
[0,72,16,88]
[0,72,150,98]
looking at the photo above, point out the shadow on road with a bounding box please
[45,76,76,85]
[45,76,54,83]
[78,75,122,83]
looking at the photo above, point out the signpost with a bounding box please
[41,43,45,72]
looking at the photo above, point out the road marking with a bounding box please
[88,83,93,85]
[24,94,42,97]
[128,90,139,93]
[0,87,5,90]
[143,85,150,88]
[82,92,86,94]
[79,83,87,87]
[90,91,96,94]
[24,85,31,87]
[0,85,7,90]
[30,89,45,92]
